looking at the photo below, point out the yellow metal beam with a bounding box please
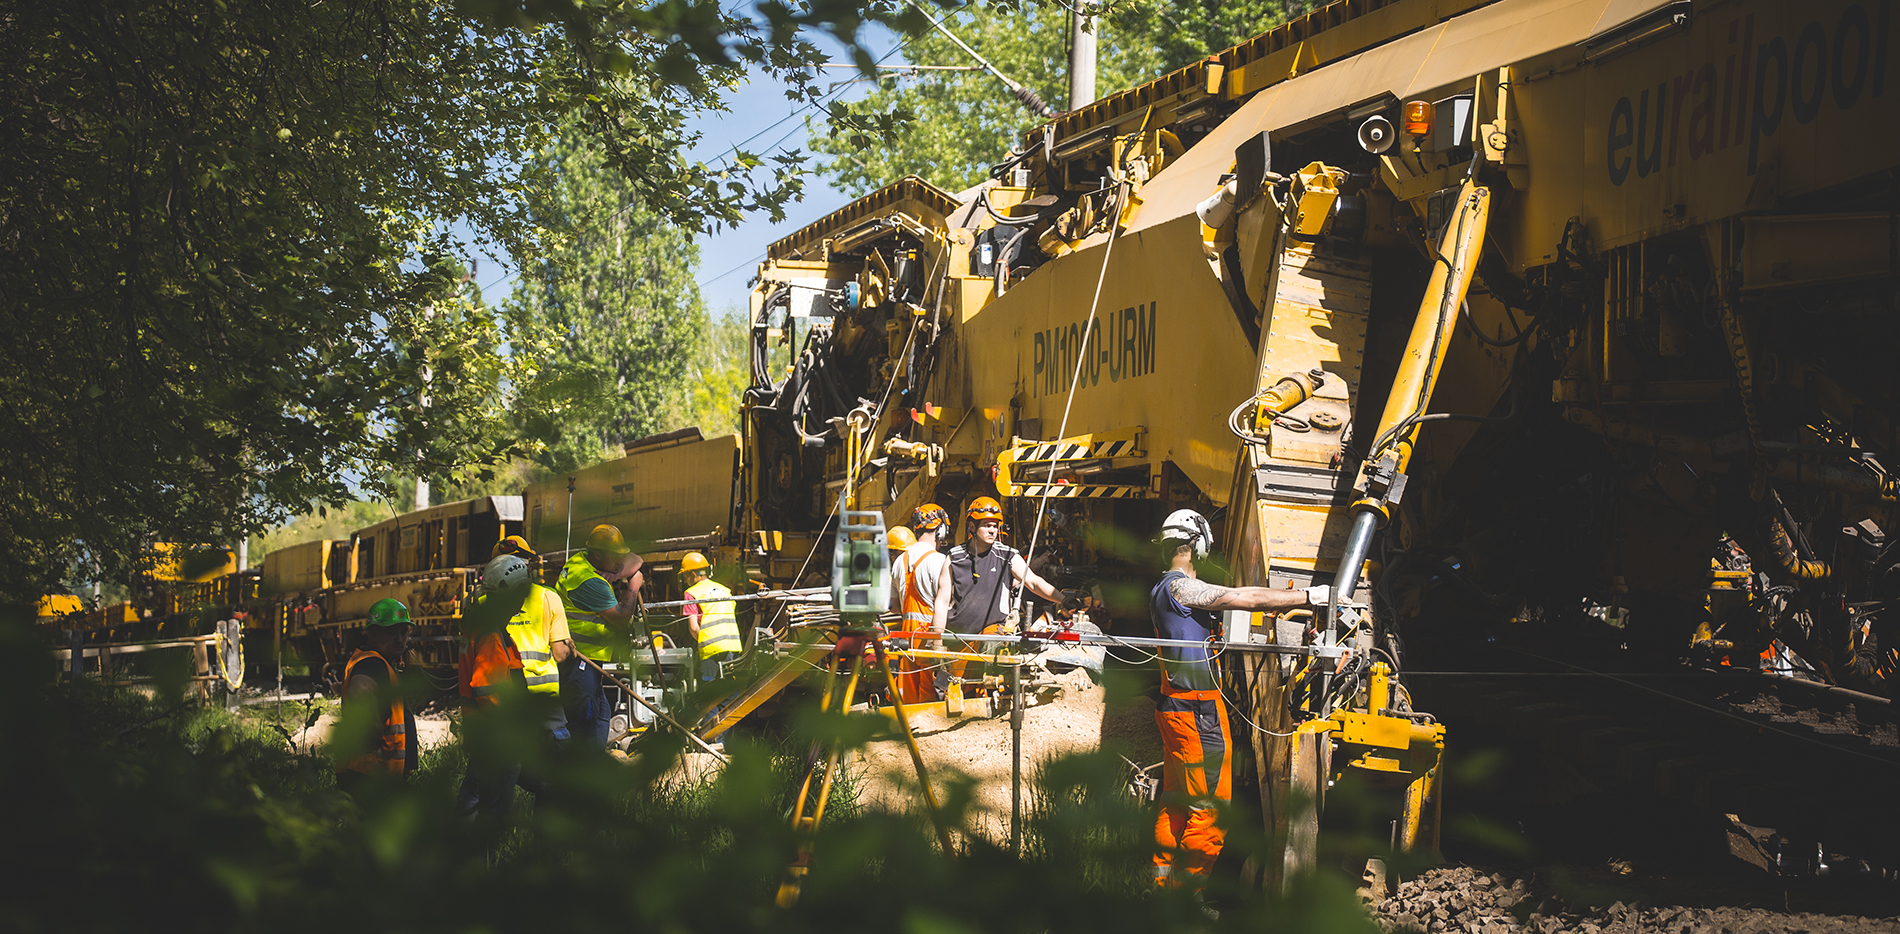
[698,641,833,741]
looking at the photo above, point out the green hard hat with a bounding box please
[368,598,411,628]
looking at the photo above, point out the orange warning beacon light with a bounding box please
[1401,100,1434,139]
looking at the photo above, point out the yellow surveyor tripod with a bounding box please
[777,508,954,908]
[776,628,953,907]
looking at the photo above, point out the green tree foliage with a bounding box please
[247,501,399,565]
[813,0,1308,195]
[0,0,856,605]
[507,121,711,472]
[662,309,754,438]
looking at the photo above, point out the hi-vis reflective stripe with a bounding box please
[470,683,504,696]
[518,650,552,660]
[378,747,404,758]
[382,725,406,734]
[1018,483,1148,499]
[524,672,560,686]
[902,612,932,623]
[1014,438,1144,462]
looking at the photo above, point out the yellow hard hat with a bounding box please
[491,534,536,560]
[680,551,710,574]
[887,527,917,551]
[586,524,632,556]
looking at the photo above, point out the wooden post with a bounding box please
[1244,648,1295,891]
[194,640,211,702]
[1284,729,1321,886]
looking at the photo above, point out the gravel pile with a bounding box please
[1375,867,1529,933]
[1373,866,1900,933]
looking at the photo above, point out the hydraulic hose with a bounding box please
[994,223,1035,296]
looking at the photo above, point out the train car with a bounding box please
[522,427,742,597]
[266,496,522,677]
[732,0,1900,882]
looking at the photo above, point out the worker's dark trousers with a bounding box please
[454,728,567,832]
[699,650,738,682]
[560,656,612,748]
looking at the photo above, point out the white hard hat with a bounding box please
[1159,509,1213,559]
[482,554,531,594]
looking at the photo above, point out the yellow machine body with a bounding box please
[732,0,1900,884]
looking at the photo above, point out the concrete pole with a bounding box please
[415,476,430,511]
[1068,9,1097,111]
[236,539,248,572]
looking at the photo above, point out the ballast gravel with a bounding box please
[1373,866,1899,933]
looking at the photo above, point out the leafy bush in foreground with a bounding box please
[0,621,1377,932]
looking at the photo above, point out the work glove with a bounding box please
[1060,590,1087,610]
[1304,584,1331,607]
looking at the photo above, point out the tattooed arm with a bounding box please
[1167,576,1312,612]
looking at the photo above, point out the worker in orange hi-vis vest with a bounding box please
[888,509,952,702]
[336,598,417,794]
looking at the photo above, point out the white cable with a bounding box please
[1219,677,1299,737]
[1018,179,1129,611]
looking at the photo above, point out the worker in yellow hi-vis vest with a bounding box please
[680,552,740,681]
[553,524,644,748]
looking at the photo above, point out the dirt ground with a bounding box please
[284,708,455,751]
[851,662,1164,844]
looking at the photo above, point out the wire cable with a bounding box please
[1218,676,1300,737]
[1018,178,1129,610]
[1460,298,1534,347]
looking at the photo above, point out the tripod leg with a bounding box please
[873,638,956,855]
[810,654,864,828]
[778,650,864,908]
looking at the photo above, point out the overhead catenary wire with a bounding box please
[905,0,1054,117]
[493,33,927,305]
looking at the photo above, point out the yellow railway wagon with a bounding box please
[345,495,523,583]
[260,539,339,595]
[522,428,739,569]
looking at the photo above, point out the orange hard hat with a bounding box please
[887,527,917,551]
[680,551,711,574]
[967,496,1004,523]
[911,503,949,533]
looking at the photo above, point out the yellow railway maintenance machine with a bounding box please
[738,0,1900,884]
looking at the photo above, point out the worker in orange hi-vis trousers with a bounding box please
[1148,509,1324,887]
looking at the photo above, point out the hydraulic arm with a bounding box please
[1332,177,1491,619]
